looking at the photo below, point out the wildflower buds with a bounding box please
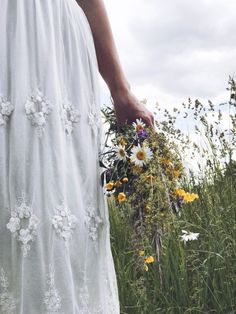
[105,181,115,191]
[114,180,123,187]
[143,264,149,271]
[117,192,126,203]
[145,174,154,184]
[119,137,127,146]
[138,250,145,256]
[144,205,151,213]
[122,177,129,182]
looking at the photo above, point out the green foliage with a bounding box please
[107,77,236,313]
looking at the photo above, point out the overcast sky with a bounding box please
[99,0,236,171]
[100,0,236,111]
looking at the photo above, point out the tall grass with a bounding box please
[109,145,236,314]
[107,78,236,314]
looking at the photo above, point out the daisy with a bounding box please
[130,143,153,167]
[180,230,199,245]
[132,118,146,133]
[114,144,127,161]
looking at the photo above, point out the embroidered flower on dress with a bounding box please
[85,210,103,242]
[84,198,103,248]
[78,283,103,314]
[78,284,89,313]
[0,267,16,313]
[6,193,40,257]
[0,96,14,127]
[51,201,79,241]
[43,264,63,314]
[24,89,53,137]
[60,101,81,135]
[87,101,101,139]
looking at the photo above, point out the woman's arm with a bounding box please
[76,0,155,129]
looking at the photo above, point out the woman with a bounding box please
[0,0,154,313]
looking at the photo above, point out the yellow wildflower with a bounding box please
[175,188,186,197]
[184,192,199,202]
[119,137,127,146]
[143,264,149,271]
[144,255,154,264]
[160,157,171,166]
[114,180,123,187]
[105,181,114,191]
[122,177,129,182]
[146,174,154,183]
[173,169,181,178]
[144,205,151,213]
[192,193,199,200]
[118,192,126,203]
[138,250,145,256]
[175,189,199,202]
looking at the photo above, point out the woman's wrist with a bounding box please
[108,78,131,100]
[108,81,140,110]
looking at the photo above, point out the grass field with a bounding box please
[108,160,235,313]
[105,78,236,314]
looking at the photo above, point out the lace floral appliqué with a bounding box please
[78,281,103,314]
[6,193,40,257]
[87,100,101,139]
[43,264,63,314]
[0,96,14,127]
[0,267,16,314]
[51,201,78,241]
[84,198,103,251]
[60,101,81,135]
[78,284,89,313]
[25,89,53,137]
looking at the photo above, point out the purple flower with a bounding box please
[106,168,113,176]
[137,129,148,139]
[176,195,184,208]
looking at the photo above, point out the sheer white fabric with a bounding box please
[0,0,120,313]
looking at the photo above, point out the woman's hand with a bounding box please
[111,88,156,130]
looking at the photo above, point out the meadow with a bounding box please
[103,77,236,314]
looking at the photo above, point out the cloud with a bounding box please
[102,0,236,105]
[98,0,236,173]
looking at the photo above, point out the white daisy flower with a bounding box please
[130,143,153,167]
[180,230,199,245]
[114,144,127,161]
[132,118,146,133]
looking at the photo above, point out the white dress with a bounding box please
[0,0,120,313]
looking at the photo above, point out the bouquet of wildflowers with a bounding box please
[99,104,199,273]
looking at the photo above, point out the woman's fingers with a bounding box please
[112,89,156,131]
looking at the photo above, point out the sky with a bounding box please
[99,0,236,172]
[100,0,236,109]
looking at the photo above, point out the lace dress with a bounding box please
[0,0,120,313]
